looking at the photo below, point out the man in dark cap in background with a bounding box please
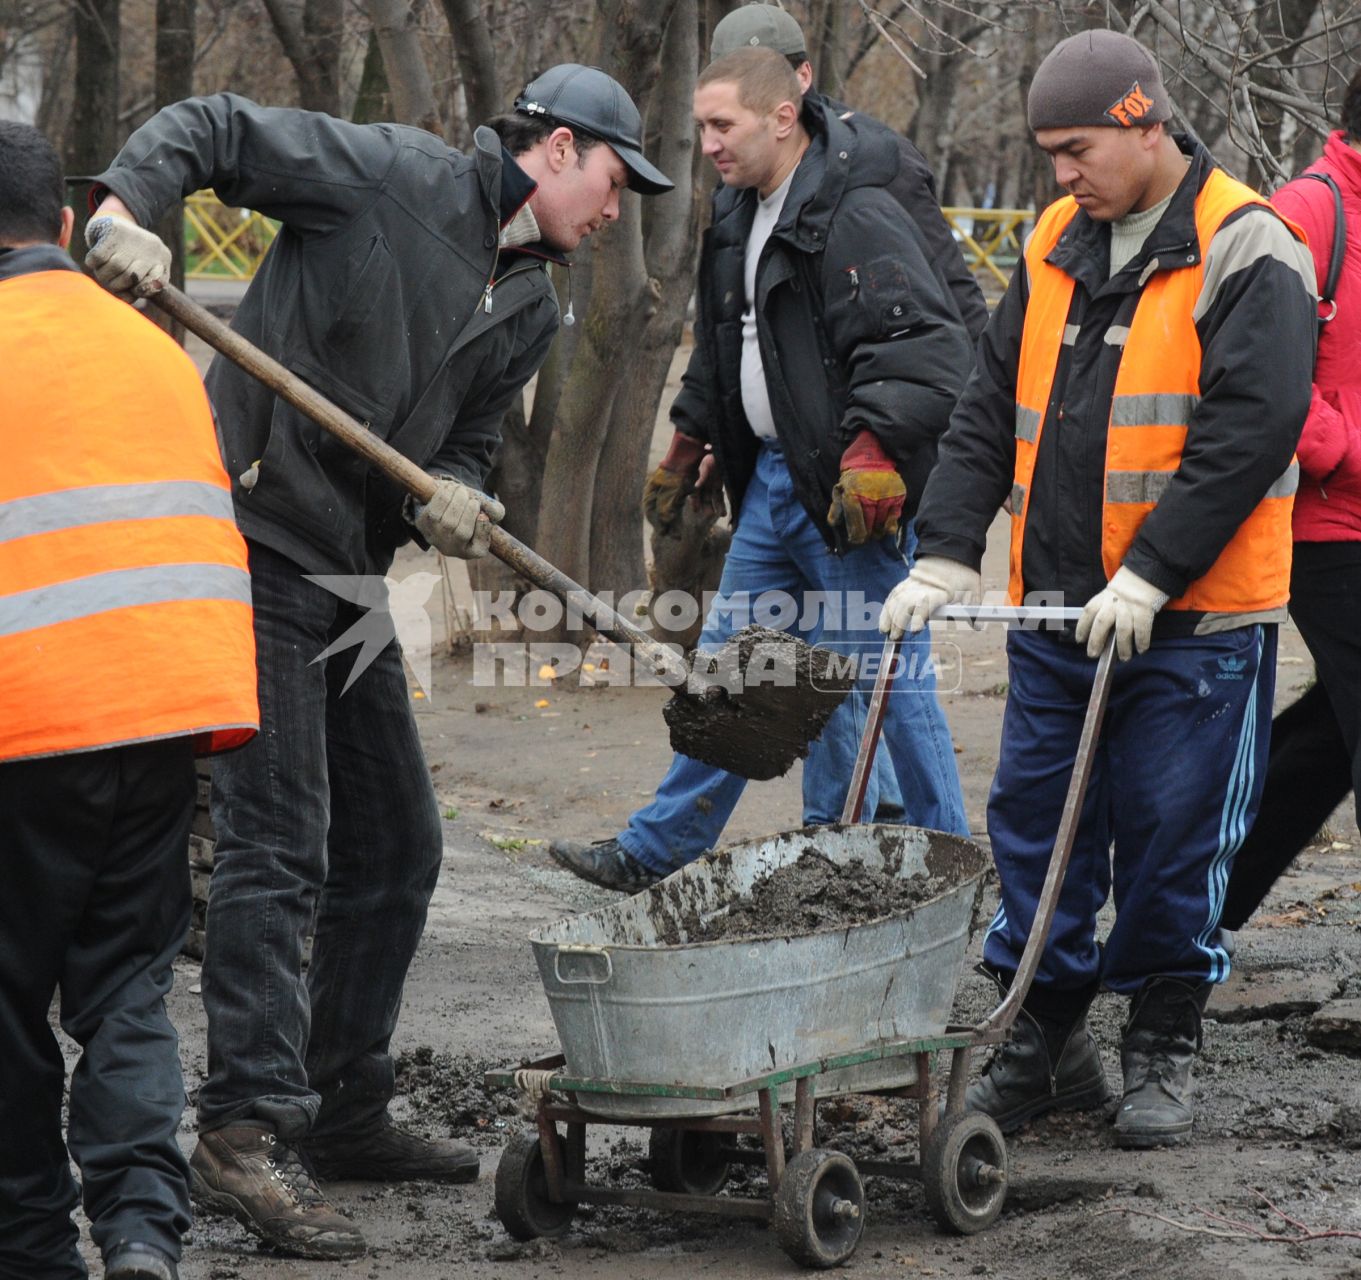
[882,29,1315,1149]
[84,65,671,1260]
[711,2,987,340]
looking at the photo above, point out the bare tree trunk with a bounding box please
[589,0,701,595]
[440,0,501,128]
[351,26,390,123]
[67,0,120,268]
[152,0,195,344]
[262,0,343,114]
[36,13,76,147]
[365,0,443,134]
[533,0,681,610]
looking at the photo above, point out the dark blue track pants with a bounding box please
[982,625,1275,996]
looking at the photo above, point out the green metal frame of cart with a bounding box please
[485,1022,1014,1269]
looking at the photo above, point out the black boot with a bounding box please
[1114,976,1211,1149]
[965,970,1111,1134]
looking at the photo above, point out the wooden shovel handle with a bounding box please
[149,284,689,683]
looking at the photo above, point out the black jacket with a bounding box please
[672,98,973,553]
[915,139,1317,635]
[816,91,988,342]
[94,94,560,576]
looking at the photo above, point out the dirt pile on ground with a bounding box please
[687,852,948,942]
[393,1046,523,1145]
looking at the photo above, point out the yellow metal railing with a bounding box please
[941,207,1033,287]
[183,192,278,280]
[180,194,1031,287]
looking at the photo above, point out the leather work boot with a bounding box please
[189,1122,366,1260]
[1114,976,1212,1149]
[964,968,1111,1133]
[549,837,664,893]
[104,1243,178,1280]
[966,1007,1112,1133]
[304,1113,479,1183]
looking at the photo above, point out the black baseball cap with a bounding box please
[514,64,674,195]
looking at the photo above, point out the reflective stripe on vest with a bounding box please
[0,269,258,761]
[1008,170,1299,615]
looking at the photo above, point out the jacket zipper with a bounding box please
[483,241,500,313]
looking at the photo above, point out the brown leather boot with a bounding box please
[304,1113,479,1183]
[189,1122,366,1260]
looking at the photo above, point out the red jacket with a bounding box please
[1272,131,1361,542]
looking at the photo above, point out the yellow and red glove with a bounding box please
[827,430,906,545]
[643,432,720,532]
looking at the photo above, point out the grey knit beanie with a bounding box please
[1027,29,1171,131]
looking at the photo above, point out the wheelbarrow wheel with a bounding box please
[772,1148,865,1269]
[494,1130,578,1241]
[923,1111,1008,1235]
[648,1127,731,1196]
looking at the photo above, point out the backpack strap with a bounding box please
[1301,171,1345,320]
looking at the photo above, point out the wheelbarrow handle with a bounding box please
[146,283,691,686]
[976,635,1116,1034]
[936,604,1083,625]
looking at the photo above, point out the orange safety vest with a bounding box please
[1009,169,1300,615]
[0,268,258,762]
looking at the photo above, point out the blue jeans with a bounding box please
[983,626,1275,995]
[620,444,968,873]
[200,541,443,1140]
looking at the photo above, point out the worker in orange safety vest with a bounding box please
[880,31,1317,1150]
[0,121,257,1280]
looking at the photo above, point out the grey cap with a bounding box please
[1027,29,1172,131]
[712,4,807,60]
[514,63,674,194]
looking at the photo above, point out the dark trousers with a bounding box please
[198,540,443,1140]
[983,626,1275,995]
[1223,543,1361,929]
[0,739,195,1280]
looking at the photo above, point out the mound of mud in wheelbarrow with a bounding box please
[532,824,987,1117]
[679,849,959,943]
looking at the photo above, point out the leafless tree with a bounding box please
[261,0,344,113]
[365,0,442,131]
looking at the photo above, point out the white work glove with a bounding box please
[878,556,982,637]
[1075,566,1170,660]
[84,213,172,299]
[410,478,505,560]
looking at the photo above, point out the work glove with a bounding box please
[642,432,709,533]
[827,430,906,545]
[410,478,505,560]
[1075,565,1169,661]
[689,451,725,519]
[84,213,172,300]
[878,556,981,637]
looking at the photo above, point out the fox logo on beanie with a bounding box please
[1027,29,1172,132]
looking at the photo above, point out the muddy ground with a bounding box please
[65,333,1361,1278]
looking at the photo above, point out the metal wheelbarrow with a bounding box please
[486,608,1114,1267]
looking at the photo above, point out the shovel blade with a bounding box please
[662,627,855,781]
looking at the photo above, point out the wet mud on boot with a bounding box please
[189,1121,366,1260]
[965,968,1112,1134]
[1115,976,1212,1149]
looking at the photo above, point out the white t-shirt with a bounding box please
[740,169,796,440]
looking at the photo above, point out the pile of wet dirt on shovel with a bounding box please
[686,851,946,941]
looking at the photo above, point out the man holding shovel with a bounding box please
[881,31,1315,1148]
[552,48,972,893]
[84,68,672,1259]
